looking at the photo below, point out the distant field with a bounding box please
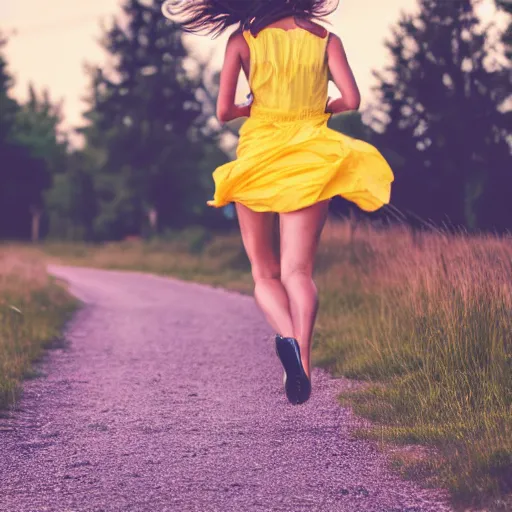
[0,249,77,409]
[5,220,511,506]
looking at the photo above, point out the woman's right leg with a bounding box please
[236,203,294,338]
[279,201,330,378]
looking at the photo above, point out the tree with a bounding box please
[80,0,227,240]
[495,0,511,61]
[0,37,52,241]
[371,0,510,231]
[476,0,512,232]
[44,150,97,241]
[0,36,17,141]
[13,85,68,174]
[12,85,69,240]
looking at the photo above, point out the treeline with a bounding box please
[0,0,510,241]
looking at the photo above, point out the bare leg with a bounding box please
[279,201,330,378]
[236,203,294,338]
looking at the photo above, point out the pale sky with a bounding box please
[0,0,498,137]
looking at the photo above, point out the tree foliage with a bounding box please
[370,0,511,231]
[80,0,228,240]
[1,1,510,241]
[0,38,55,240]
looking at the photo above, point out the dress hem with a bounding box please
[206,192,389,214]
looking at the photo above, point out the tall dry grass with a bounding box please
[0,248,77,408]
[314,222,511,505]
[41,221,511,505]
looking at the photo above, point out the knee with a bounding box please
[252,262,281,282]
[281,263,313,285]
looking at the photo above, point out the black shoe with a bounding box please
[275,335,311,405]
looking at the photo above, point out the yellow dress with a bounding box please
[207,27,394,213]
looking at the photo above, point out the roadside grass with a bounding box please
[314,222,511,508]
[0,248,77,409]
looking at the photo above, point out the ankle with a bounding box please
[276,332,295,340]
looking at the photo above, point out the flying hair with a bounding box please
[161,0,339,38]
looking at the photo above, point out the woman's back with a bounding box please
[243,26,330,118]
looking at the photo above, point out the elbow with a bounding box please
[347,93,361,111]
[217,111,229,124]
[216,105,230,124]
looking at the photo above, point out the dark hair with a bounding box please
[161,0,339,38]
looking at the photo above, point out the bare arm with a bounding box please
[326,34,361,114]
[216,32,251,124]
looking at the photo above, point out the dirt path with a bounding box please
[0,265,453,512]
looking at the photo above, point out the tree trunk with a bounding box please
[31,206,42,243]
[148,207,158,234]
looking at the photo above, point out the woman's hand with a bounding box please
[235,92,253,118]
[234,103,251,119]
[325,96,356,115]
[217,103,251,124]
[218,93,253,124]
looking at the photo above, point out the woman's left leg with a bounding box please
[236,203,294,338]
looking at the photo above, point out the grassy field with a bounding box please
[0,249,77,409]
[8,220,512,507]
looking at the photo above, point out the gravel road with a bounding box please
[0,265,453,512]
